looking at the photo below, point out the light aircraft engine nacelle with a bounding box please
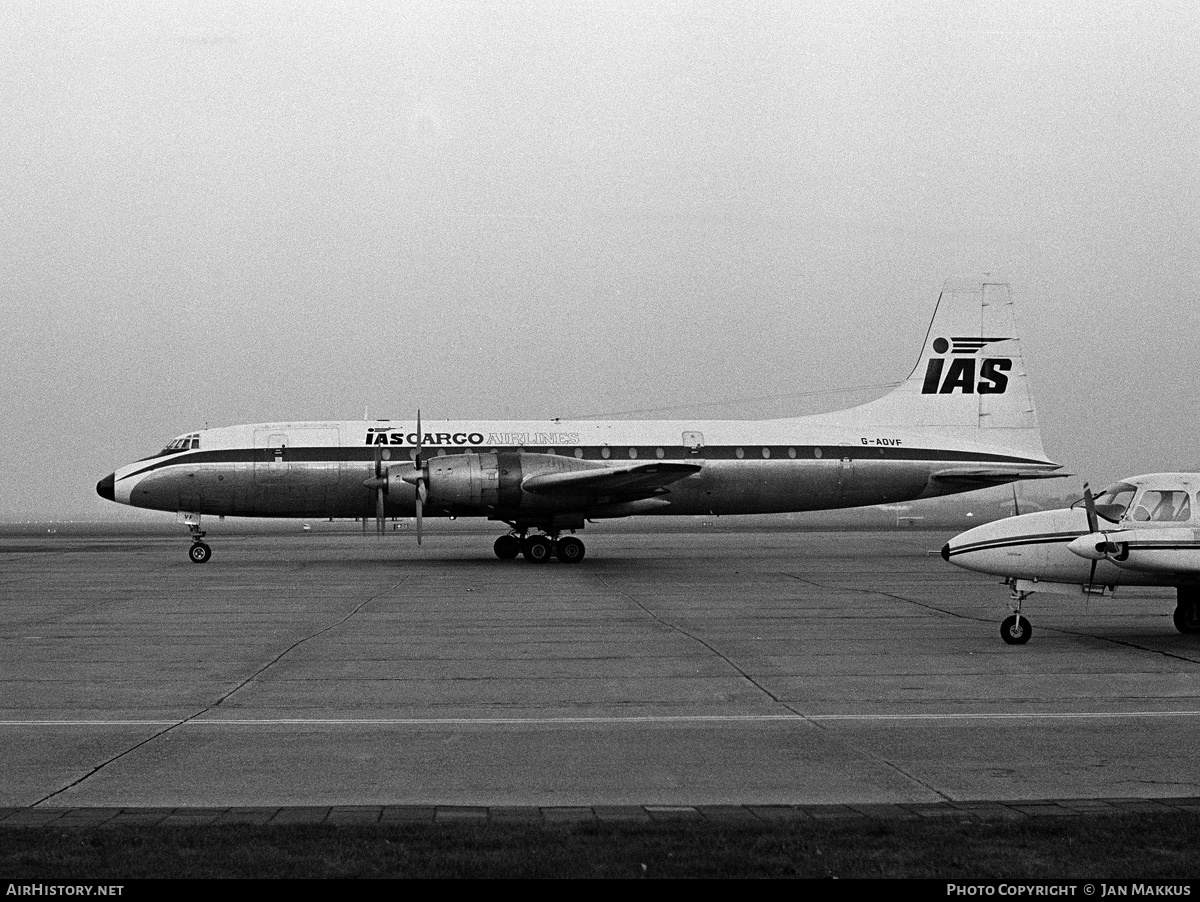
[1068,528,1200,575]
[1066,532,1126,562]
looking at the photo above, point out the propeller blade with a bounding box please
[1082,483,1099,534]
[1082,483,1102,593]
[375,447,385,535]
[413,409,425,544]
[415,409,423,469]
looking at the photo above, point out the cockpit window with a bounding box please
[160,433,200,454]
[1130,489,1191,523]
[1086,482,1137,523]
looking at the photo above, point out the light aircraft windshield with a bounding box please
[1079,482,1137,523]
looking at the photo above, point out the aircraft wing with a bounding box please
[929,467,1069,489]
[521,462,702,498]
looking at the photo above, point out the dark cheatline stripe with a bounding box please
[944,532,1083,558]
[1121,542,1200,552]
[116,445,1056,483]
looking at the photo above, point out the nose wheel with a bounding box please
[1001,584,1032,644]
[184,516,212,563]
[1000,614,1031,645]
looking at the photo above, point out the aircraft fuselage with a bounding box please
[105,418,1053,524]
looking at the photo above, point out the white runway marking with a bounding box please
[4,711,1200,727]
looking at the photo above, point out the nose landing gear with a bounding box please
[182,513,211,564]
[1001,583,1032,645]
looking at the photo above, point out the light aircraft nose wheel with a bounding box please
[556,536,585,563]
[1000,614,1031,645]
[494,534,522,560]
[523,535,553,563]
[188,542,212,564]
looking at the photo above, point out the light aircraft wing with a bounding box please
[521,462,702,498]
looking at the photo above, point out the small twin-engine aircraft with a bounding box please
[942,473,1200,644]
[97,279,1062,564]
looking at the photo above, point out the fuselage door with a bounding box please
[682,431,704,454]
[254,430,290,484]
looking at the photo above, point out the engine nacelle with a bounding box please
[383,452,499,512]
[385,451,603,515]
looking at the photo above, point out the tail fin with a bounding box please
[822,279,1049,458]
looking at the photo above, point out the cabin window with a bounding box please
[655,448,665,459]
[788,447,796,459]
[628,447,638,459]
[813,448,823,459]
[601,447,611,459]
[735,447,745,459]
[761,447,770,458]
[1132,490,1191,522]
[574,448,584,459]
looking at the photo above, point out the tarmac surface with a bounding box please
[3,524,1199,821]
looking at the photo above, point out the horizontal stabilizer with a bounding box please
[522,462,701,497]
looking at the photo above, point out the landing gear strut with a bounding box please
[492,529,586,564]
[1001,583,1032,645]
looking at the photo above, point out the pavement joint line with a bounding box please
[4,799,1196,827]
[6,710,1200,726]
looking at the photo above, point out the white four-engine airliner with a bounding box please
[943,473,1200,644]
[97,279,1062,563]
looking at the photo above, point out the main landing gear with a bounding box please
[1001,583,1032,645]
[493,531,586,564]
[1173,588,1200,635]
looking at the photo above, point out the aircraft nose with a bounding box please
[940,542,951,562]
[96,473,115,501]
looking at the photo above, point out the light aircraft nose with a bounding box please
[940,542,951,562]
[96,473,115,501]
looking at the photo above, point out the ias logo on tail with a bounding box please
[921,336,1012,394]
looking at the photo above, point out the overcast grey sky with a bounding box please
[2,1,1197,519]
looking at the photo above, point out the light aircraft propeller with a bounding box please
[1081,483,1100,591]
[1069,483,1128,571]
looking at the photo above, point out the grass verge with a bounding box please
[4,811,1199,879]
